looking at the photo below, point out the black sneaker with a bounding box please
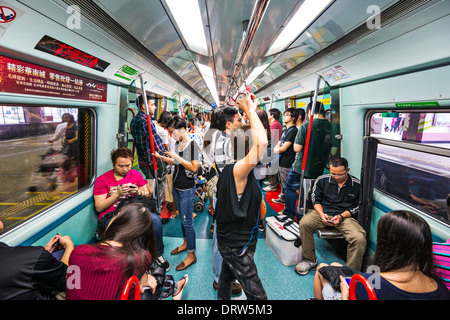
[155,255,170,272]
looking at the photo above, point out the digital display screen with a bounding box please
[35,35,110,72]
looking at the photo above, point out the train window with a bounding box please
[0,106,94,234]
[370,112,450,224]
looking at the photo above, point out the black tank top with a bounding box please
[215,164,262,248]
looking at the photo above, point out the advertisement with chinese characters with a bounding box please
[0,55,107,102]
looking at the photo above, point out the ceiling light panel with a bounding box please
[266,0,333,56]
[165,0,209,56]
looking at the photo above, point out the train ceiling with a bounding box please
[96,0,401,105]
[9,0,448,107]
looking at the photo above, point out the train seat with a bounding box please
[316,227,345,239]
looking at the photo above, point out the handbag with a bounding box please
[140,266,176,300]
[318,266,360,290]
[205,163,219,199]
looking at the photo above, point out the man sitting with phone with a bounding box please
[93,148,169,270]
[296,157,367,275]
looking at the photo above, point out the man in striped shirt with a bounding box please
[296,157,367,274]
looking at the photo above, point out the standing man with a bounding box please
[130,95,167,203]
[264,108,283,192]
[272,108,299,204]
[204,106,244,294]
[296,157,366,274]
[282,101,339,218]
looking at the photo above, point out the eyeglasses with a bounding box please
[330,172,347,178]
[283,114,291,117]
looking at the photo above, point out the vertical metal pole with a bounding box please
[139,74,160,213]
[296,76,322,216]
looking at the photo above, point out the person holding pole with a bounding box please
[130,93,166,209]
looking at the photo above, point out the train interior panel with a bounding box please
[0,0,449,304]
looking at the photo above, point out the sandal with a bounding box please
[172,275,189,300]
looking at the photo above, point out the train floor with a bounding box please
[160,186,344,300]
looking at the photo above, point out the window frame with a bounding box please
[366,109,450,227]
[0,104,97,235]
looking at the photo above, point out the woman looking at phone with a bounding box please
[153,115,199,271]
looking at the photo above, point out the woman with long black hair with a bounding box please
[66,203,188,300]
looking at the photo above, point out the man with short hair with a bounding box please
[296,157,366,275]
[130,95,166,202]
[93,148,169,270]
[272,108,299,204]
[264,108,283,192]
[203,106,244,294]
[282,101,339,218]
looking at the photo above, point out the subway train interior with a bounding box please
[0,0,449,303]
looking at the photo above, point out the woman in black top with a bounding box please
[153,116,199,271]
[215,92,268,300]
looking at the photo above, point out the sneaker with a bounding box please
[263,185,276,192]
[213,280,243,294]
[264,181,271,186]
[278,210,285,215]
[155,255,170,272]
[295,259,318,275]
[272,197,285,204]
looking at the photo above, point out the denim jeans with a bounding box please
[172,186,196,253]
[151,213,164,257]
[283,168,302,217]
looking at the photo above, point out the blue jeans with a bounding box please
[172,186,196,253]
[151,213,164,257]
[283,168,302,217]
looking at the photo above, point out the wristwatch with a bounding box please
[338,214,345,221]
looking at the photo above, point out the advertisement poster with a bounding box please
[0,55,107,102]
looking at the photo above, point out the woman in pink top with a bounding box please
[66,203,188,300]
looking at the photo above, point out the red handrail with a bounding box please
[121,276,140,300]
[349,274,377,300]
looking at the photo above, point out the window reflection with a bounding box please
[371,112,450,224]
[0,106,92,234]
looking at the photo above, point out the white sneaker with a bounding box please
[263,185,276,192]
[295,259,318,275]
[272,198,285,204]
